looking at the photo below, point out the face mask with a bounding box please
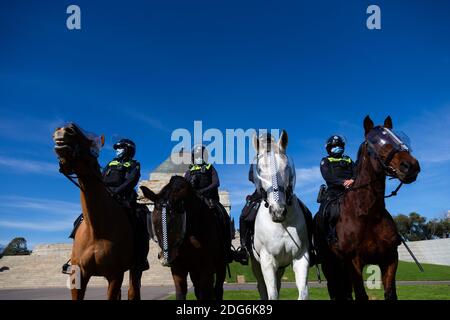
[194,157,204,165]
[331,146,344,155]
[116,148,126,158]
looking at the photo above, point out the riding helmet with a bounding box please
[113,138,136,158]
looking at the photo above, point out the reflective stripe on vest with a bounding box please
[109,160,132,167]
[327,157,352,163]
[190,163,212,171]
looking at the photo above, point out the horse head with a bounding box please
[53,123,104,176]
[363,116,420,184]
[252,130,296,223]
[140,176,189,267]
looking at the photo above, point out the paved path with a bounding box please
[1,281,448,300]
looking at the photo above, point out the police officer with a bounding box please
[102,138,140,206]
[319,135,357,243]
[184,145,234,263]
[63,138,149,273]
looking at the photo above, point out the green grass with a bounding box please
[169,285,450,300]
[225,261,450,283]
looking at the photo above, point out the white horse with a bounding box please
[250,130,310,300]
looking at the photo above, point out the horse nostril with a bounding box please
[400,161,411,173]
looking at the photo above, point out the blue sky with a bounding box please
[1,0,449,248]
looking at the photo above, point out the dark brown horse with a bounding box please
[53,123,148,300]
[140,176,227,300]
[314,116,420,300]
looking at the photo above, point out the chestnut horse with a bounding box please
[140,176,227,300]
[314,116,420,300]
[53,123,147,300]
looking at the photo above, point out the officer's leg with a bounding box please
[327,202,339,244]
[135,205,150,271]
[69,214,83,239]
[63,213,83,273]
[220,207,234,264]
[239,214,248,249]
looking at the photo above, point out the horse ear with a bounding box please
[363,115,374,135]
[252,133,259,154]
[384,116,393,129]
[140,186,158,203]
[278,130,288,154]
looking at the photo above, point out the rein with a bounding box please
[58,162,121,206]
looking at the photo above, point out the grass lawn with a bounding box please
[170,285,450,300]
[225,260,450,283]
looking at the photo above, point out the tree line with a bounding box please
[394,212,450,241]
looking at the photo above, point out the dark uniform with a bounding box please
[320,155,356,199]
[63,139,149,273]
[318,135,356,243]
[102,157,141,206]
[184,163,220,202]
[184,145,234,264]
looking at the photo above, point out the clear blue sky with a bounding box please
[1,0,449,248]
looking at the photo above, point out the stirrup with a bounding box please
[62,260,72,275]
[234,246,249,265]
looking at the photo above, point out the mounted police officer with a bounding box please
[318,135,357,243]
[63,138,149,273]
[184,145,235,263]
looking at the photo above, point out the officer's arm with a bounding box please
[320,159,345,187]
[113,162,141,194]
[199,166,220,194]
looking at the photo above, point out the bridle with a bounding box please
[156,200,186,265]
[348,140,406,198]
[56,138,122,204]
[257,152,294,209]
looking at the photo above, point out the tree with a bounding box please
[2,237,31,256]
[408,212,427,241]
[394,212,449,241]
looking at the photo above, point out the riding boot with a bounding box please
[234,218,249,265]
[223,210,234,264]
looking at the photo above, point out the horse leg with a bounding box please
[128,268,142,300]
[214,264,226,301]
[276,267,286,295]
[196,271,215,300]
[251,257,268,300]
[70,272,90,300]
[260,251,278,300]
[348,258,368,301]
[171,267,189,300]
[107,273,124,300]
[380,254,398,300]
[292,253,309,300]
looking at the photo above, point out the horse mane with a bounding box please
[354,141,368,178]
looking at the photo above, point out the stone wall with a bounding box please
[398,238,450,266]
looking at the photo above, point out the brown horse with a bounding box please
[140,176,227,300]
[53,123,147,300]
[314,116,420,300]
